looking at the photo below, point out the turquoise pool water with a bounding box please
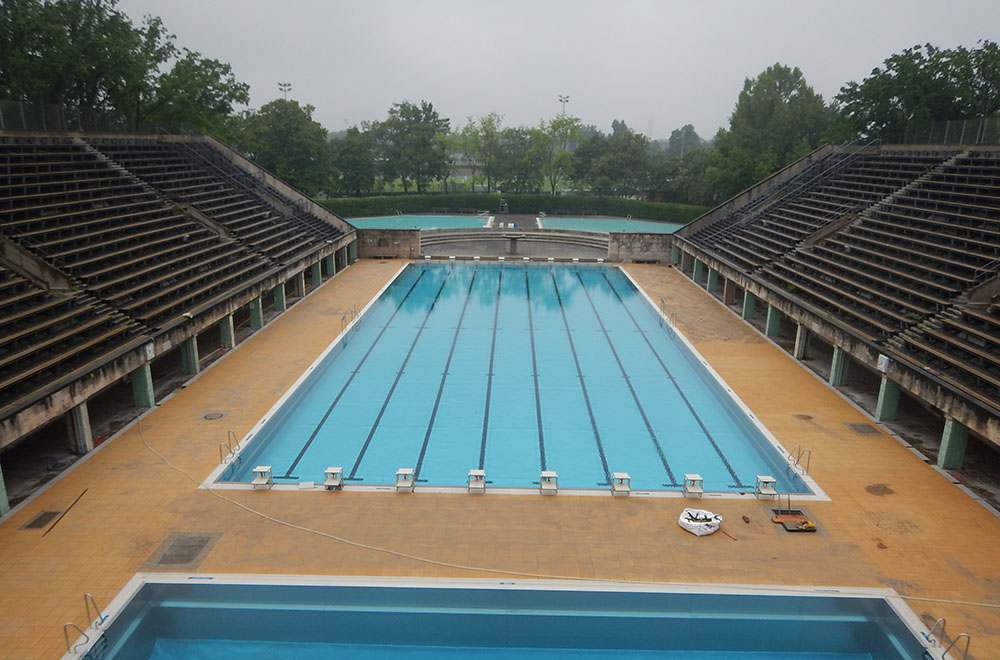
[539,216,682,233]
[350,215,488,229]
[74,579,930,660]
[220,263,806,493]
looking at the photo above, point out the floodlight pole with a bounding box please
[558,94,569,116]
[278,82,292,100]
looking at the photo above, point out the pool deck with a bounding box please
[1,260,998,659]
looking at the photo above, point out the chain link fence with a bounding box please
[0,100,201,134]
[893,117,1000,145]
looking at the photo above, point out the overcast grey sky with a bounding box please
[117,0,999,139]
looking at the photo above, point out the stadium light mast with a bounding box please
[278,82,292,100]
[558,94,569,116]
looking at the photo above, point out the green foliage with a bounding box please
[661,124,704,158]
[456,113,503,192]
[572,125,650,194]
[539,115,583,193]
[330,127,376,195]
[706,63,831,202]
[369,100,450,193]
[831,41,1000,141]
[494,127,546,193]
[234,99,331,195]
[320,194,706,224]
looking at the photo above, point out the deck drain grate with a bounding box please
[202,412,225,420]
[846,422,879,435]
[21,510,62,530]
[148,533,218,568]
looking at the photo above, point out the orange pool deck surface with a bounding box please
[1,260,998,659]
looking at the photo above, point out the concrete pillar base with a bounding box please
[249,297,264,330]
[707,269,720,293]
[310,262,322,287]
[66,401,94,454]
[670,244,680,266]
[180,336,200,375]
[875,376,901,422]
[830,346,851,387]
[273,282,287,312]
[938,419,969,469]
[293,271,307,298]
[765,305,782,337]
[348,240,358,262]
[693,259,706,286]
[219,314,235,349]
[793,324,809,359]
[131,363,155,408]
[322,254,336,277]
[723,279,737,306]
[741,291,757,320]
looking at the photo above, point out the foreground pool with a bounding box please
[65,576,933,660]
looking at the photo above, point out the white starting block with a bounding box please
[540,470,558,495]
[755,475,777,499]
[611,472,631,496]
[468,469,486,493]
[324,467,343,490]
[395,468,415,492]
[683,473,704,498]
[251,466,273,490]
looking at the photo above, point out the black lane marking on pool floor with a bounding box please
[575,271,679,487]
[281,269,428,478]
[478,269,504,470]
[602,272,748,489]
[413,269,478,479]
[525,270,547,471]
[349,269,454,480]
[551,271,611,486]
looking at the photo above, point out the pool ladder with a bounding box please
[63,593,108,654]
[787,445,811,474]
[219,428,240,464]
[922,618,972,660]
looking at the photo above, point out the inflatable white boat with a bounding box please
[678,508,723,536]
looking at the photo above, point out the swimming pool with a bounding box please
[350,215,490,230]
[538,216,682,234]
[213,263,811,495]
[64,575,933,660]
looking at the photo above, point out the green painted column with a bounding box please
[219,314,235,349]
[249,297,264,330]
[693,259,706,285]
[765,305,782,337]
[829,346,851,387]
[131,363,155,408]
[292,271,306,298]
[938,419,969,469]
[348,240,358,262]
[670,244,681,266]
[309,261,323,286]
[706,269,720,293]
[793,324,809,359]
[741,290,757,319]
[273,282,287,312]
[875,376,901,422]
[322,254,336,277]
[180,336,200,375]
[0,461,9,515]
[66,401,94,454]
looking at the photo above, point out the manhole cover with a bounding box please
[846,422,878,435]
[203,412,225,420]
[148,533,218,569]
[21,510,62,530]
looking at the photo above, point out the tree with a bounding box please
[538,115,582,194]
[706,63,831,201]
[330,126,376,195]
[371,100,450,193]
[664,124,704,158]
[455,113,503,193]
[495,127,544,193]
[831,41,1000,140]
[235,99,331,195]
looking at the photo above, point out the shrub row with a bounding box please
[320,194,707,224]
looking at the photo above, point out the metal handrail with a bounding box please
[63,622,89,653]
[942,632,971,660]
[84,593,106,628]
[924,617,946,646]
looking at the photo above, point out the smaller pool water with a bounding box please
[350,215,489,230]
[539,216,682,234]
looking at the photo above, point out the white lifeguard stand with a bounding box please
[755,475,777,499]
[539,470,558,495]
[251,466,273,490]
[683,473,704,498]
[468,469,486,493]
[611,472,631,496]
[395,468,415,492]
[324,467,343,490]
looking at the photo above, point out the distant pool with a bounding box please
[350,215,489,230]
[539,216,682,234]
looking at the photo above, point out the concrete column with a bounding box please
[348,240,358,262]
[292,271,307,298]
[793,324,809,359]
[829,346,851,387]
[693,259,706,286]
[322,254,336,277]
[765,305,782,337]
[130,363,155,408]
[937,419,968,469]
[874,376,901,422]
[249,297,264,330]
[180,336,200,375]
[309,261,322,286]
[219,314,235,349]
[0,461,9,516]
[273,282,287,312]
[723,279,738,306]
[66,401,94,454]
[741,290,757,320]
[706,268,720,293]
[670,244,681,266]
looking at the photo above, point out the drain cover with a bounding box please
[846,422,878,435]
[21,510,62,530]
[148,533,218,569]
[202,412,225,420]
